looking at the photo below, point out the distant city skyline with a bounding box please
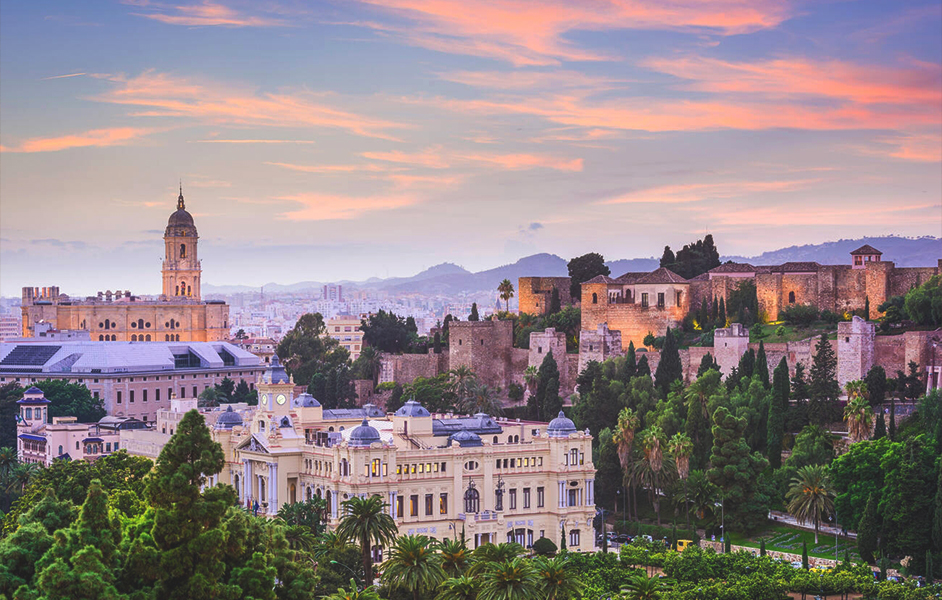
[1,1,940,297]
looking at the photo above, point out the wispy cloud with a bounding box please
[355,0,792,66]
[130,1,290,27]
[848,132,942,163]
[94,70,405,140]
[601,179,820,205]
[264,162,400,173]
[192,139,316,144]
[0,126,159,153]
[361,145,583,171]
[713,202,940,227]
[277,193,419,220]
[41,72,87,80]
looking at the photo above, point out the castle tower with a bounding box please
[162,185,201,300]
[714,323,750,380]
[837,316,875,391]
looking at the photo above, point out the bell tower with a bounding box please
[162,184,202,300]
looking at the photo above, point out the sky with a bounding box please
[1,0,940,297]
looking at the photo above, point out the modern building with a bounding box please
[326,314,367,360]
[16,386,148,465]
[20,187,230,343]
[0,341,265,423]
[123,357,598,553]
[0,315,21,342]
[323,284,343,302]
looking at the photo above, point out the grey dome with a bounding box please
[547,411,577,437]
[293,393,321,408]
[349,419,381,447]
[167,208,195,228]
[215,405,243,429]
[449,430,483,447]
[262,355,289,384]
[395,400,430,418]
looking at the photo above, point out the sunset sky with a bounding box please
[1,0,940,296]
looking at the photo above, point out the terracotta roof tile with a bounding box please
[635,267,688,284]
[709,262,756,273]
[850,244,882,255]
[583,275,616,284]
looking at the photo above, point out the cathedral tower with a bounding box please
[162,185,201,300]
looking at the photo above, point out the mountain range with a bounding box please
[203,236,940,296]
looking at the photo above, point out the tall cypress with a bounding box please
[889,399,896,440]
[718,298,727,327]
[802,542,809,569]
[857,493,879,563]
[624,341,637,382]
[809,334,840,425]
[711,295,719,323]
[873,411,886,439]
[738,348,756,380]
[699,298,710,330]
[468,303,480,321]
[697,352,718,378]
[755,341,770,388]
[767,357,788,469]
[933,462,942,553]
[636,355,651,378]
[654,327,683,398]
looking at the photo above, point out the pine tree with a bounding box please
[857,493,879,563]
[809,334,840,425]
[708,407,769,532]
[755,341,770,388]
[636,354,651,378]
[718,298,727,327]
[767,357,788,469]
[468,303,480,321]
[654,327,683,398]
[143,409,238,599]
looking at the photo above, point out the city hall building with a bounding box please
[123,357,598,552]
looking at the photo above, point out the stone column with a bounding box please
[269,462,278,512]
[587,479,594,506]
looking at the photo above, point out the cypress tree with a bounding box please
[711,295,719,323]
[718,298,727,327]
[549,288,561,314]
[802,542,809,569]
[725,537,732,554]
[928,550,934,584]
[767,357,788,469]
[889,399,896,440]
[791,362,809,401]
[873,411,886,439]
[738,348,756,380]
[865,365,887,406]
[654,327,683,398]
[624,341,637,381]
[697,352,718,378]
[636,355,651,378]
[809,334,840,425]
[933,462,942,552]
[755,341,770,388]
[560,526,566,550]
[699,298,710,330]
[468,303,480,321]
[865,296,871,320]
[857,493,879,563]
[671,523,677,551]
[433,332,441,354]
[531,351,561,421]
[760,539,766,556]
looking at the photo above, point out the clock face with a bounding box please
[276,394,287,405]
[261,394,269,406]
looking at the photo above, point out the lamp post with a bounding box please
[330,560,362,591]
[714,500,725,548]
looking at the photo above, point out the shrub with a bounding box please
[779,304,820,325]
[532,536,557,556]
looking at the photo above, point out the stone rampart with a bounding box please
[518,277,572,316]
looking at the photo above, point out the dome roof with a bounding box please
[449,430,483,447]
[261,355,290,384]
[395,400,430,418]
[292,393,321,408]
[349,419,381,447]
[547,411,577,437]
[166,188,197,232]
[215,405,243,429]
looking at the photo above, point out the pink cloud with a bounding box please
[277,193,418,220]
[1,126,159,153]
[193,139,317,144]
[601,179,820,205]
[131,1,289,27]
[95,70,404,139]
[362,145,583,171]
[361,146,451,168]
[264,162,401,173]
[357,0,792,65]
[848,132,942,163]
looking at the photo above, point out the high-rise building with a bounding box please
[322,284,343,302]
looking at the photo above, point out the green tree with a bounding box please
[669,432,694,530]
[0,382,23,450]
[567,253,610,300]
[619,570,668,600]
[142,409,237,599]
[214,376,235,401]
[278,312,350,387]
[808,334,840,425]
[549,287,562,315]
[360,310,418,354]
[755,341,769,388]
[336,495,399,585]
[786,465,834,544]
[933,461,942,554]
[696,353,718,378]
[843,383,873,443]
[437,538,471,577]
[654,326,683,398]
[830,437,890,529]
[381,534,445,600]
[498,279,515,312]
[857,493,880,563]
[879,437,935,564]
[631,425,675,526]
[791,362,809,401]
[873,410,886,439]
[767,357,789,469]
[533,554,584,600]
[198,385,222,407]
[232,379,255,404]
[718,297,727,327]
[529,351,561,422]
[35,379,106,423]
[636,355,651,378]
[435,575,478,600]
[323,580,382,600]
[904,275,942,326]
[864,365,887,407]
[277,497,328,536]
[659,235,721,280]
[469,303,480,322]
[707,407,769,532]
[478,556,539,600]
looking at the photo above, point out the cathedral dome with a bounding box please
[166,187,197,232]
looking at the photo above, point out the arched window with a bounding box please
[187,284,191,296]
[111,335,117,341]
[592,293,598,304]
[180,244,186,258]
[138,319,144,329]
[131,334,137,342]
[145,334,151,341]
[58,445,63,455]
[175,285,180,295]
[464,485,480,514]
[175,334,180,341]
[788,291,796,304]
[99,335,104,341]
[104,319,111,330]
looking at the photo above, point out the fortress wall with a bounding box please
[518,277,572,316]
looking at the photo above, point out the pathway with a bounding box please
[769,511,856,540]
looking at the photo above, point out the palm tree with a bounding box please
[468,543,524,576]
[615,407,640,519]
[631,426,675,526]
[685,470,719,522]
[844,381,873,443]
[523,366,539,398]
[477,556,539,600]
[280,523,318,554]
[5,462,39,494]
[0,446,17,477]
[435,575,478,600]
[450,366,478,405]
[437,538,471,577]
[620,571,667,600]
[381,535,445,600]
[785,464,835,544]
[335,495,399,585]
[533,554,584,600]
[461,382,503,416]
[668,432,694,530]
[322,580,382,600]
[498,279,515,312]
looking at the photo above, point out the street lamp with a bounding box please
[616,488,626,520]
[714,500,725,547]
[330,561,361,591]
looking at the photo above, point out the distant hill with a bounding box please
[724,236,940,268]
[204,236,940,297]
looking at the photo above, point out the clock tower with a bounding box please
[162,184,202,300]
[255,355,295,418]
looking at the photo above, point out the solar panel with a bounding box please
[0,345,61,368]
